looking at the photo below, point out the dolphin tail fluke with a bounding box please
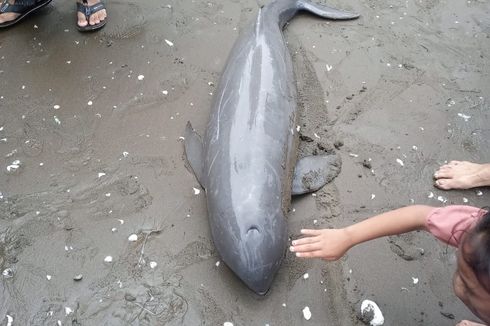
[298,0,359,20]
[184,122,205,188]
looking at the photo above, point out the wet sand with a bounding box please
[1,0,489,325]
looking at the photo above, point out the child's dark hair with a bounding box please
[461,208,490,293]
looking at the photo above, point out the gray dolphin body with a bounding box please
[185,0,358,295]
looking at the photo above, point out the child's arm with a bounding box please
[290,205,434,260]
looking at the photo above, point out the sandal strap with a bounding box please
[1,0,36,14]
[76,1,105,18]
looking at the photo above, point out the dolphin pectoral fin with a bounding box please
[184,122,205,188]
[298,0,359,20]
[291,153,341,195]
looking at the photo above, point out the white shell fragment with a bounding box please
[6,160,21,172]
[65,307,73,315]
[98,172,106,178]
[165,39,174,46]
[74,274,83,281]
[104,256,113,263]
[46,275,52,280]
[137,75,144,81]
[2,268,13,278]
[193,187,201,195]
[428,192,434,199]
[87,101,93,106]
[437,196,447,203]
[6,315,13,326]
[361,300,384,326]
[303,273,309,279]
[326,64,333,71]
[302,306,312,320]
[215,261,220,267]
[476,190,483,196]
[396,158,404,166]
[128,234,138,242]
[457,113,471,121]
[53,105,60,109]
[149,261,158,269]
[224,323,233,326]
[412,277,419,284]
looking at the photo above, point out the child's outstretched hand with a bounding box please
[290,228,353,261]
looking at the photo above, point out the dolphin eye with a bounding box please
[247,225,260,236]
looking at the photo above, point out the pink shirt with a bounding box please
[426,205,486,247]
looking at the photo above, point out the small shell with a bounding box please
[2,268,14,278]
[361,300,384,325]
[302,306,312,320]
[74,274,83,281]
[128,234,138,242]
[104,256,113,263]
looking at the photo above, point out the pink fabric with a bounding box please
[426,205,486,247]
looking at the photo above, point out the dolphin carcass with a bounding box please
[184,0,359,295]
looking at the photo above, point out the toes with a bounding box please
[98,9,106,21]
[434,179,452,190]
[77,12,88,27]
[0,12,20,24]
[434,169,454,179]
[89,13,98,25]
[89,9,106,25]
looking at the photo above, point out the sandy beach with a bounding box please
[0,0,489,324]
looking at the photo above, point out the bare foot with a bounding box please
[455,320,487,326]
[77,0,106,28]
[0,0,21,24]
[434,161,490,190]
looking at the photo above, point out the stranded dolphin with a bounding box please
[184,0,358,295]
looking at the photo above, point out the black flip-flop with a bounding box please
[0,0,52,28]
[76,0,106,32]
